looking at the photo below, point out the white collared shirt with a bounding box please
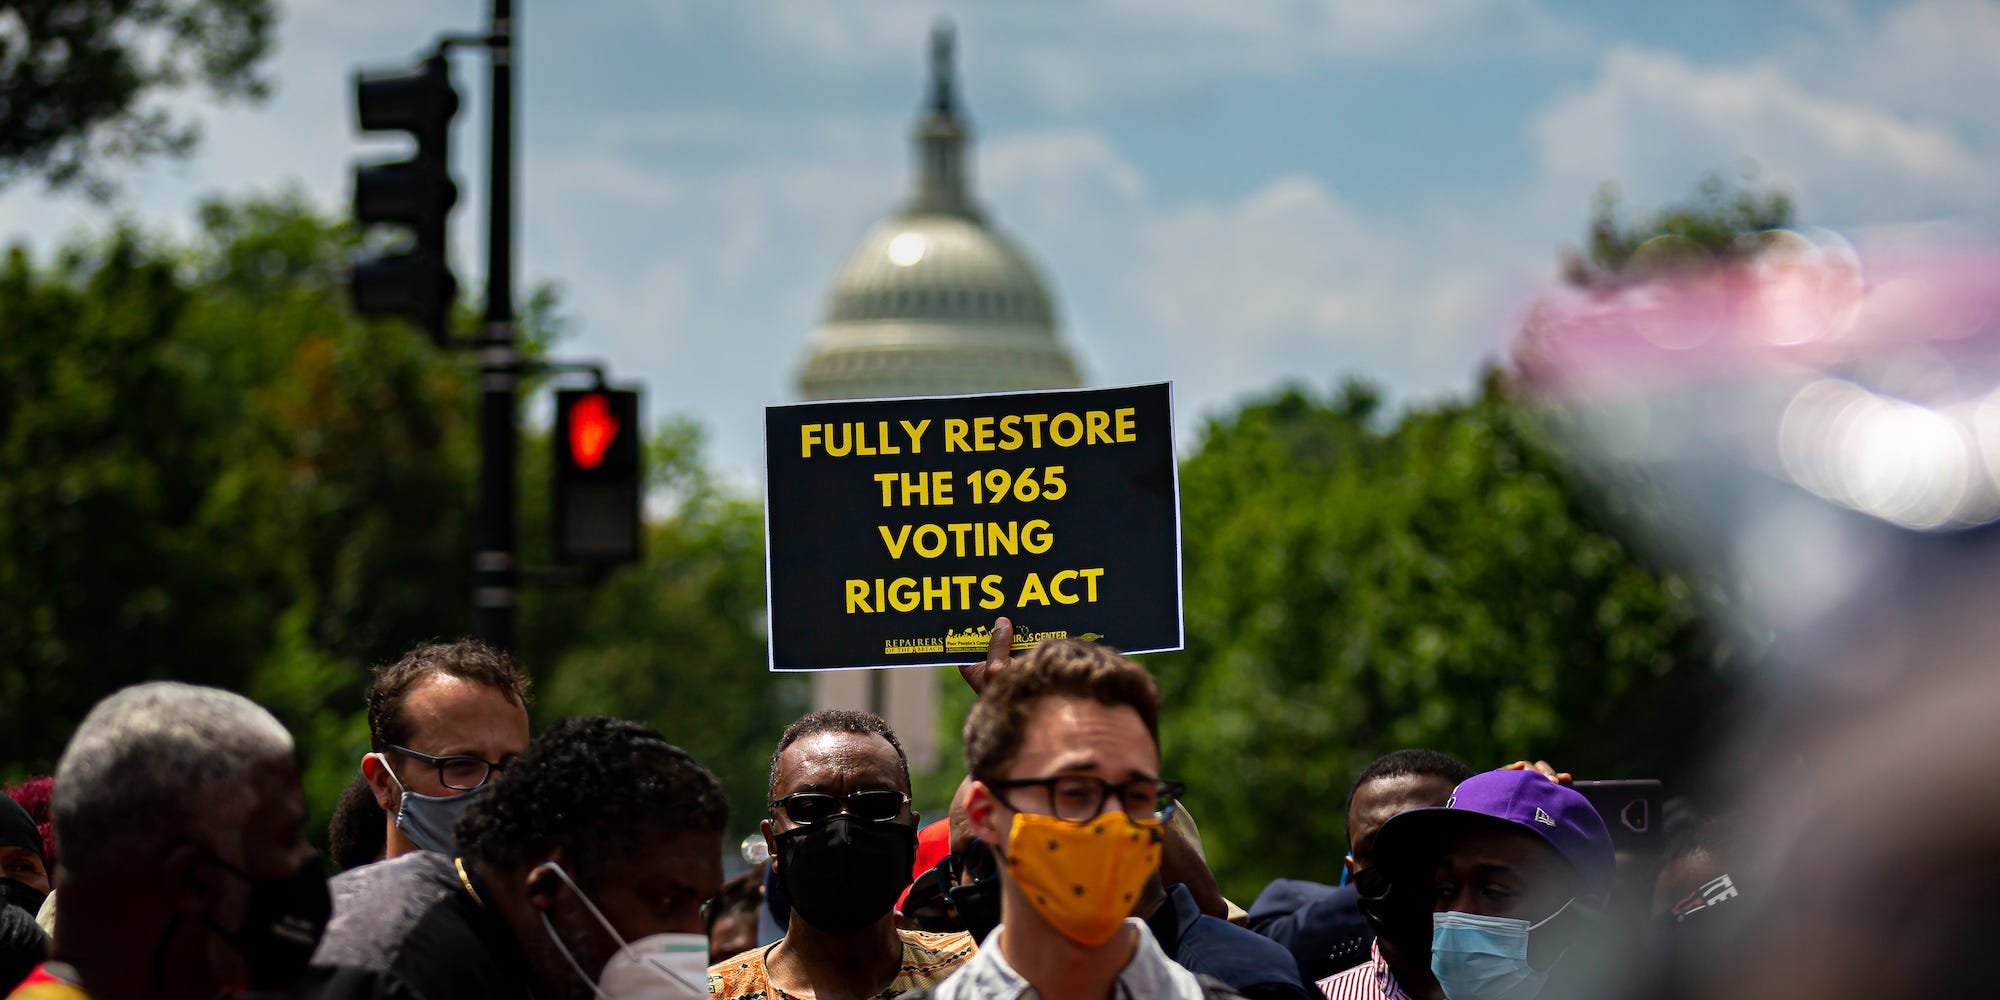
[928,918,1214,1000]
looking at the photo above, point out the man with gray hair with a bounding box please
[9,682,329,1000]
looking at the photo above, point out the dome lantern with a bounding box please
[794,23,1082,403]
[909,23,979,221]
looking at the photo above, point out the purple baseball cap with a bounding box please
[1374,769,1616,894]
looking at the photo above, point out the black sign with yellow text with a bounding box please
[764,383,1183,671]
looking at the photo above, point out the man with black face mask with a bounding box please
[0,798,51,992]
[1314,749,1476,1000]
[710,710,976,999]
[0,799,48,927]
[900,778,1002,944]
[9,682,330,1000]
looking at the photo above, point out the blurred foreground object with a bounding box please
[1517,221,2000,1000]
[1519,224,2000,690]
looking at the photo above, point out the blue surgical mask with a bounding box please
[375,752,488,856]
[1429,898,1575,1000]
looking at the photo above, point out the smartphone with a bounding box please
[1573,779,1664,855]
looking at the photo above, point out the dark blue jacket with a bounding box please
[1147,883,1317,1000]
[1246,878,1375,984]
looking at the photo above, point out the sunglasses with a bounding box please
[768,788,911,825]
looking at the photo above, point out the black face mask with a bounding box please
[0,876,46,918]
[199,852,333,991]
[774,815,917,935]
[944,876,1001,943]
[1353,863,1430,960]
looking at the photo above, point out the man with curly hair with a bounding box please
[301,716,726,999]
[359,639,531,860]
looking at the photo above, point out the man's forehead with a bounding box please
[405,673,520,716]
[1010,697,1157,775]
[1442,825,1570,879]
[401,673,529,743]
[1352,774,1456,834]
[776,729,903,790]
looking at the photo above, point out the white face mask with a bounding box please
[537,861,708,999]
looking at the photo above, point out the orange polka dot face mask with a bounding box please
[1003,809,1163,946]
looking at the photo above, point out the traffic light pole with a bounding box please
[473,0,517,651]
[356,4,630,651]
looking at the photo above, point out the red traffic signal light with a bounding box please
[554,389,642,564]
[566,392,620,470]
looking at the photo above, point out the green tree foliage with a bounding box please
[1564,172,1794,287]
[1148,376,1730,895]
[0,0,275,196]
[0,194,475,815]
[0,194,799,847]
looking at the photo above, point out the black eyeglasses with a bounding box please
[768,789,911,825]
[986,775,1185,824]
[390,744,508,791]
[941,842,997,884]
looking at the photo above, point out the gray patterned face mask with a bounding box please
[374,752,487,855]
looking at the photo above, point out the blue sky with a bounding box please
[3,0,1996,483]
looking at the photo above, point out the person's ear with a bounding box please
[965,780,1004,848]
[1343,854,1357,883]
[361,753,397,812]
[525,855,564,913]
[163,843,210,915]
[760,818,777,872]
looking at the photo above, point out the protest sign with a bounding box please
[764,383,1183,671]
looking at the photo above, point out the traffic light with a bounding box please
[350,54,460,344]
[554,388,643,564]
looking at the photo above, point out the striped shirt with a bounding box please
[1314,942,1411,1000]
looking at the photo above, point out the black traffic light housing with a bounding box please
[350,54,460,344]
[553,388,643,564]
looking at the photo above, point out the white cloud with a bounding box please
[1533,45,2000,223]
[1782,0,2000,146]
[7,0,2000,486]
[690,0,1592,113]
[977,132,1534,435]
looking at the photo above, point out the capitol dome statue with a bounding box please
[801,26,1084,769]
[795,26,1083,401]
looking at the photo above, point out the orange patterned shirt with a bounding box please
[708,929,977,999]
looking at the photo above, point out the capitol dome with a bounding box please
[796,28,1082,401]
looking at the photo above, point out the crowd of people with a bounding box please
[0,622,1751,1000]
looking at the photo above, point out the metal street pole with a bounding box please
[473,0,516,650]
